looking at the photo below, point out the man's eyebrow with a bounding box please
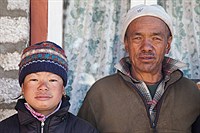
[127,32,142,37]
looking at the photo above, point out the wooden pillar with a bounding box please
[30,0,48,45]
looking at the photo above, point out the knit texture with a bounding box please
[18,41,68,86]
[121,4,174,43]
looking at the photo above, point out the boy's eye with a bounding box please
[49,79,57,82]
[30,79,38,81]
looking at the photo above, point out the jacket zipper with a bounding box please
[41,121,45,133]
[130,82,156,128]
[154,82,174,128]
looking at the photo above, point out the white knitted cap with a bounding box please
[121,4,173,44]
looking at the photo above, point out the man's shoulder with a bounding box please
[94,73,121,85]
[90,73,121,90]
[178,76,199,89]
[86,72,127,99]
[173,76,200,101]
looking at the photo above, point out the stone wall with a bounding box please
[0,0,29,121]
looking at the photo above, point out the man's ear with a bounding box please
[166,36,172,54]
[124,37,129,52]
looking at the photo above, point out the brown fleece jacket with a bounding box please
[78,70,200,133]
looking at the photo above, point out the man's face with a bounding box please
[124,16,172,75]
[22,72,64,116]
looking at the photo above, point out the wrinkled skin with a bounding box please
[124,16,172,83]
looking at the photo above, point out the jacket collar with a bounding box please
[15,96,70,125]
[115,56,186,82]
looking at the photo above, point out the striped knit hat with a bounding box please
[18,41,68,86]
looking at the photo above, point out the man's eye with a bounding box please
[133,37,141,40]
[131,36,142,43]
[153,37,162,41]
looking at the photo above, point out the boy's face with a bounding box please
[22,71,64,116]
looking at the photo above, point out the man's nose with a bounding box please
[141,38,153,52]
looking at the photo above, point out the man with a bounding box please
[78,4,200,132]
[0,41,98,133]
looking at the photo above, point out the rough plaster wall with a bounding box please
[0,0,29,121]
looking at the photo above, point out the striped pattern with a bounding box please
[19,41,68,71]
[18,41,68,86]
[21,49,67,61]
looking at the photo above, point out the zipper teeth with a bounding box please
[154,83,171,126]
[130,82,155,127]
[41,121,45,133]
